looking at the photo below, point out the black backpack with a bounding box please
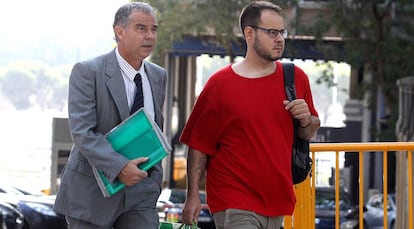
[282,62,313,185]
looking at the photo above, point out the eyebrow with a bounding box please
[136,23,158,28]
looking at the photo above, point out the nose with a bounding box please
[274,36,284,44]
[145,28,157,39]
[145,33,156,42]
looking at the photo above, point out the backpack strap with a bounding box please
[282,62,296,102]
[282,62,300,132]
[282,62,313,184]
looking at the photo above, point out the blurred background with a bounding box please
[0,0,128,193]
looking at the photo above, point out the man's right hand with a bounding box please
[181,192,202,225]
[118,157,148,186]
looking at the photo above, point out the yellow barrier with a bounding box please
[283,142,414,229]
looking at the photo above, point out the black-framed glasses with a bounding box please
[250,25,288,39]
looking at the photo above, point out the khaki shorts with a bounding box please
[213,208,284,229]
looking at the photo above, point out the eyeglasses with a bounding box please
[250,25,288,39]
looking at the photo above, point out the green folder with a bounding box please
[92,108,171,197]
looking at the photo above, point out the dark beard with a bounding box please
[253,37,281,62]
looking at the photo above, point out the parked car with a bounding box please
[156,188,179,220]
[0,184,67,229]
[363,193,396,229]
[158,188,215,229]
[315,186,360,229]
[0,198,25,229]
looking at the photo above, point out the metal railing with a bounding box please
[283,142,414,229]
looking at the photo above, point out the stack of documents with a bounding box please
[93,108,171,197]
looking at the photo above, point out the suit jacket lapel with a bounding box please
[144,61,162,124]
[105,50,130,121]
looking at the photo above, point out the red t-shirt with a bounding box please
[180,61,318,216]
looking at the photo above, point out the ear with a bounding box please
[114,25,124,40]
[244,26,255,42]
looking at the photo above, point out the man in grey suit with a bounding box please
[53,2,167,229]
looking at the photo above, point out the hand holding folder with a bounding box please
[117,157,150,186]
[92,108,172,197]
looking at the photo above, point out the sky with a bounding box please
[0,0,127,56]
[0,0,127,34]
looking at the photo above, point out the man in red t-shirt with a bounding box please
[180,1,320,229]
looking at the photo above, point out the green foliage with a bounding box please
[297,0,414,141]
[315,62,335,87]
[145,0,297,64]
[143,0,197,64]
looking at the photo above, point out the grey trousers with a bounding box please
[66,208,159,229]
[213,209,284,229]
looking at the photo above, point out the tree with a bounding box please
[0,68,36,110]
[0,61,68,111]
[297,0,414,140]
[145,0,294,64]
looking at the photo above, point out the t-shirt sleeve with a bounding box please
[179,78,221,156]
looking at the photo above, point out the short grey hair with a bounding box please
[113,2,157,41]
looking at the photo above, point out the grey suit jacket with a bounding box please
[53,49,167,226]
